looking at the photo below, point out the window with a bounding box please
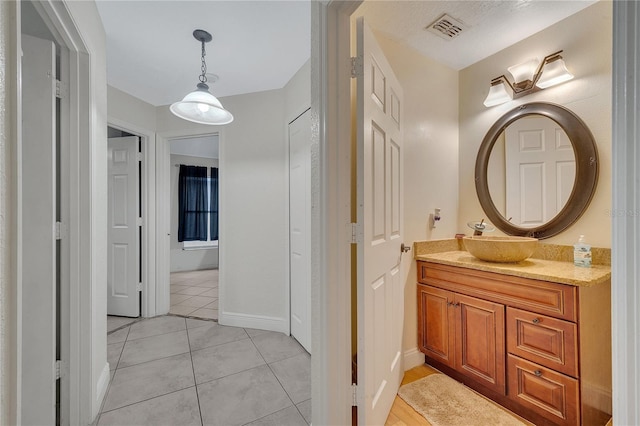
[178,165,218,249]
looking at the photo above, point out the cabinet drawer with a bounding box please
[508,355,579,426]
[507,307,578,377]
[418,262,577,321]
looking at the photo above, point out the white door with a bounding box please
[505,116,575,227]
[107,136,141,317]
[21,34,57,425]
[289,109,312,353]
[356,18,405,425]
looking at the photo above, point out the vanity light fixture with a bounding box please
[170,29,234,125]
[483,50,573,108]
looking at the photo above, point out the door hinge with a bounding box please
[136,152,143,162]
[350,223,362,244]
[55,360,62,380]
[137,217,143,227]
[350,56,363,78]
[55,80,62,99]
[352,383,358,406]
[55,221,62,240]
[136,282,142,292]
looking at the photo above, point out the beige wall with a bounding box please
[359,27,460,363]
[458,1,612,248]
[107,85,156,131]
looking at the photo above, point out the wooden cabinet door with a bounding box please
[418,284,455,367]
[455,293,506,394]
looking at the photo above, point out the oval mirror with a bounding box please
[475,102,598,239]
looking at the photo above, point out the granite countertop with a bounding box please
[415,250,611,287]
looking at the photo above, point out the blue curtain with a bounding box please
[210,167,219,240]
[178,165,208,242]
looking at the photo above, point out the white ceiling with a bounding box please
[355,0,597,71]
[95,0,311,107]
[96,0,596,108]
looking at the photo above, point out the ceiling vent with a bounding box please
[426,14,466,40]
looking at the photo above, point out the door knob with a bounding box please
[401,243,411,253]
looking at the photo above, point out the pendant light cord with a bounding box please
[199,40,207,84]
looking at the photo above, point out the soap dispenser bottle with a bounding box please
[574,235,592,268]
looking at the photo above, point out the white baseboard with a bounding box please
[404,347,425,371]
[218,311,288,334]
[95,363,110,416]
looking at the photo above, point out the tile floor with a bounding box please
[102,315,311,426]
[169,269,219,320]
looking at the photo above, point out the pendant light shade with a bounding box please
[170,29,234,125]
[170,83,234,125]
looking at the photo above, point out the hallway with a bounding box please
[102,316,311,425]
[169,269,219,320]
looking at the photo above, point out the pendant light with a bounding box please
[170,29,234,125]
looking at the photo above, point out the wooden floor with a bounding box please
[384,365,439,426]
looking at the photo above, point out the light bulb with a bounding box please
[197,103,210,113]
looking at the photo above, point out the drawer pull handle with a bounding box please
[532,318,540,324]
[534,370,542,377]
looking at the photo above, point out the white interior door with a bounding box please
[505,116,575,227]
[107,136,141,317]
[21,33,57,425]
[356,18,405,425]
[289,109,312,353]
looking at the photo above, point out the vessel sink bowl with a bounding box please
[463,236,539,263]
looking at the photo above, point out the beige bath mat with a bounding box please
[397,373,527,426]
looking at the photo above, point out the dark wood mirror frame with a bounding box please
[475,102,599,239]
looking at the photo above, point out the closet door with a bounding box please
[107,136,141,317]
[289,109,312,353]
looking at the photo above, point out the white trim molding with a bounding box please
[0,1,20,424]
[311,1,362,425]
[611,1,640,424]
[404,348,425,371]
[95,364,110,411]
[218,312,288,334]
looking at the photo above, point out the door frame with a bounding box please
[611,2,640,424]
[313,1,638,425]
[107,118,157,317]
[155,129,224,317]
[310,1,362,425]
[10,1,97,424]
